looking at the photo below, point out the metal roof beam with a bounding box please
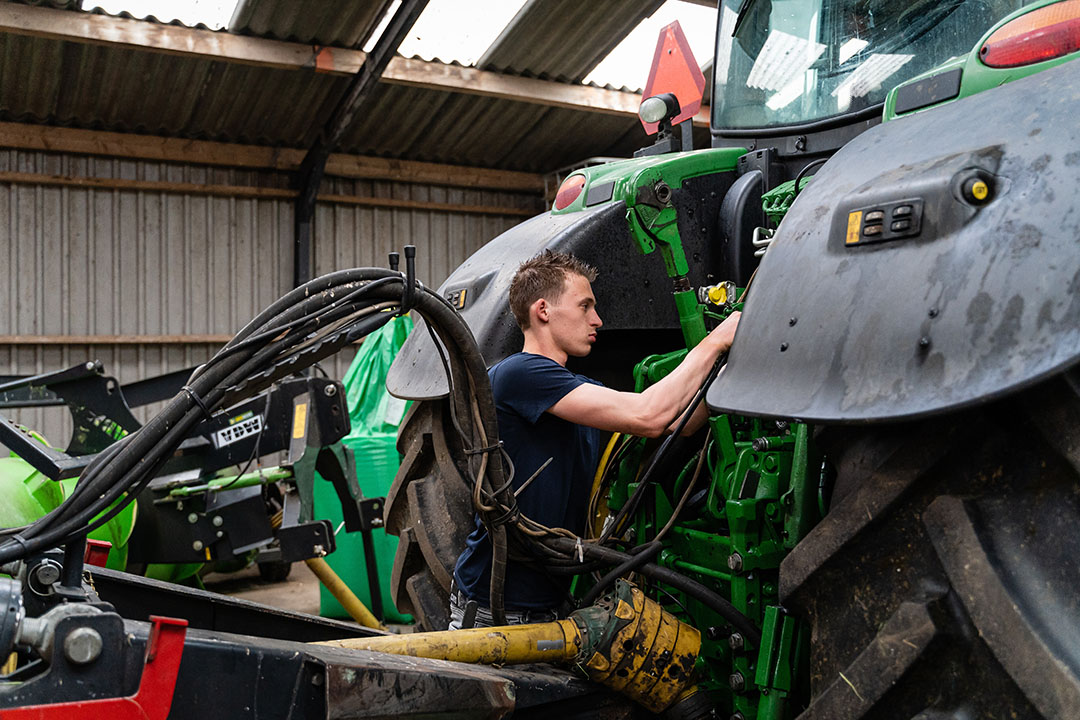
[294,0,429,286]
[0,3,708,125]
[0,121,545,192]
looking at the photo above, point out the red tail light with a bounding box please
[554,174,586,210]
[980,0,1080,68]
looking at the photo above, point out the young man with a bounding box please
[449,250,740,628]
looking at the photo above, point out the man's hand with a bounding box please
[704,311,741,354]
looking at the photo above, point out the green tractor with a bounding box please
[383,1,1080,718]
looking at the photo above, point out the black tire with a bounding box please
[385,400,476,630]
[782,371,1080,719]
[257,560,292,583]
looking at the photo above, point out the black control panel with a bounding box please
[844,198,924,247]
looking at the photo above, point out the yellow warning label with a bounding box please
[845,211,863,245]
[292,402,308,439]
[457,288,467,308]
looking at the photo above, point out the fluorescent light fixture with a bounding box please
[838,37,869,64]
[746,30,825,92]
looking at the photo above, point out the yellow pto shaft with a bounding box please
[319,619,582,665]
[317,580,700,713]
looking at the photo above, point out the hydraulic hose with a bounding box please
[0,260,513,580]
[579,541,663,607]
[601,356,724,543]
[545,536,762,647]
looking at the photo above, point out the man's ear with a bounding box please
[531,298,549,325]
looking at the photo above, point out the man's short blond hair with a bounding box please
[508,250,598,329]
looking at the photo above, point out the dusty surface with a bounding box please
[202,562,322,615]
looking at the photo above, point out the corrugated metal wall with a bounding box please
[1,148,534,444]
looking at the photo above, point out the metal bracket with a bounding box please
[357,498,386,532]
[278,520,336,563]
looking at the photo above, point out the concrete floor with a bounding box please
[202,562,322,615]
[202,561,416,633]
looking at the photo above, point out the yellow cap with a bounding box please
[707,285,727,305]
[971,180,989,201]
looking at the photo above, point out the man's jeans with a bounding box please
[448,585,559,629]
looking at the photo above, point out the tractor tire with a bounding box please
[782,370,1080,720]
[257,559,292,583]
[384,400,476,631]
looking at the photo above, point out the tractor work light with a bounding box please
[554,174,586,210]
[980,0,1080,68]
[639,94,676,124]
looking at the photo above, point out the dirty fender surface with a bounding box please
[710,60,1080,423]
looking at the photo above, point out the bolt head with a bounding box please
[85,362,96,371]
[187,513,199,524]
[64,627,103,665]
[212,515,224,527]
[192,540,204,551]
[729,632,744,650]
[727,553,743,572]
[33,562,61,586]
[654,182,672,203]
[729,672,746,692]
[324,384,337,397]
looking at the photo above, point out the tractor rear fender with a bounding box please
[708,60,1080,423]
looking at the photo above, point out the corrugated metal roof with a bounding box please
[0,3,715,173]
[228,0,395,48]
[0,27,700,173]
[477,0,664,83]
[0,32,341,144]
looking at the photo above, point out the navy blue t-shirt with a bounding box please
[453,352,603,610]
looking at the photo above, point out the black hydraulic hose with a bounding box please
[208,277,401,366]
[0,272,462,564]
[0,261,515,626]
[224,269,389,349]
[602,356,724,543]
[792,158,827,200]
[534,559,607,575]
[547,536,762,647]
[579,541,663,607]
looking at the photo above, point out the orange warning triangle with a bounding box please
[640,20,706,135]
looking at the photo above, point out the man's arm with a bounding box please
[548,312,740,438]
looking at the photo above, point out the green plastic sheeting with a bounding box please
[1,440,134,573]
[314,315,413,623]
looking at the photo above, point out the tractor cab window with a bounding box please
[713,0,1033,129]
